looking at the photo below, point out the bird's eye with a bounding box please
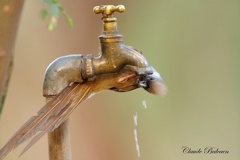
[110,87,118,91]
[138,81,147,88]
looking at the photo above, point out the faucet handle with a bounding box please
[93,5,125,16]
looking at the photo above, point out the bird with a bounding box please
[0,65,166,159]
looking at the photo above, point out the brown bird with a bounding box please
[0,65,166,159]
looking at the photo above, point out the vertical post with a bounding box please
[46,97,72,160]
[43,55,83,159]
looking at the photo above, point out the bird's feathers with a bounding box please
[0,68,139,159]
[0,83,92,159]
[0,66,166,159]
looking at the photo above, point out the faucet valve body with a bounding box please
[84,5,153,80]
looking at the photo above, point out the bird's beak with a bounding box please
[138,67,167,97]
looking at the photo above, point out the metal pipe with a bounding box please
[47,96,72,160]
[48,119,71,160]
[43,54,84,160]
[43,54,84,96]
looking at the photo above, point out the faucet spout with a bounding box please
[82,41,152,80]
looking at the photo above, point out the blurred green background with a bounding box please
[1,0,240,159]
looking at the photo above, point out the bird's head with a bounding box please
[94,65,167,96]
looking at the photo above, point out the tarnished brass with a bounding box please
[43,54,84,96]
[46,98,72,160]
[0,4,165,160]
[42,5,156,160]
[82,5,153,79]
[43,5,153,96]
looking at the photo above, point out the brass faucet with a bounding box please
[43,5,153,96]
[82,5,153,79]
[0,5,166,160]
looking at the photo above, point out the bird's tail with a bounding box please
[0,83,92,159]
